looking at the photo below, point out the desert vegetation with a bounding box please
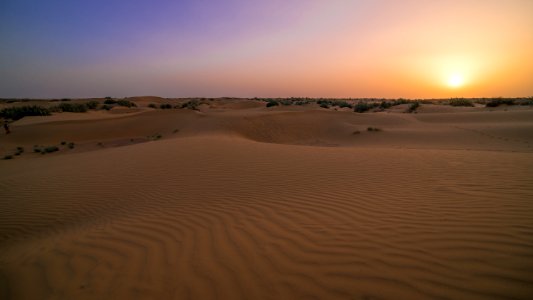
[449,98,474,107]
[0,105,51,120]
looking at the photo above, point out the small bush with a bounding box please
[67,142,75,149]
[56,103,88,113]
[101,104,112,111]
[354,102,374,113]
[181,100,200,110]
[0,105,51,120]
[266,100,279,107]
[85,100,99,109]
[61,98,71,101]
[44,146,59,153]
[407,102,420,113]
[160,104,172,109]
[116,100,136,107]
[104,99,117,105]
[16,146,24,152]
[367,127,382,132]
[60,141,66,145]
[148,103,157,109]
[352,130,360,135]
[449,98,474,107]
[3,155,13,160]
[486,98,515,107]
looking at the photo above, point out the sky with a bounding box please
[0,0,532,98]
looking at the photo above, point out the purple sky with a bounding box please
[1,0,532,98]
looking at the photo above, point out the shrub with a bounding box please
[56,103,88,113]
[449,98,474,107]
[181,100,200,110]
[367,127,382,132]
[85,100,99,109]
[266,100,279,107]
[104,99,117,104]
[354,102,374,113]
[407,102,420,113]
[67,142,75,149]
[116,100,136,107]
[60,98,71,101]
[0,105,51,120]
[486,98,515,107]
[3,155,13,160]
[319,102,330,109]
[101,104,112,110]
[160,104,172,109]
[44,146,59,153]
[352,130,360,135]
[148,103,157,109]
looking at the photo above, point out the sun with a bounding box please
[447,74,465,88]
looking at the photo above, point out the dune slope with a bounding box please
[1,132,533,299]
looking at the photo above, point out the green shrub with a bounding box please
[407,102,420,113]
[116,100,136,107]
[449,98,474,107]
[486,98,515,107]
[102,104,112,110]
[44,146,59,153]
[354,102,374,113]
[56,103,88,113]
[104,99,117,104]
[266,100,279,107]
[85,100,99,109]
[0,105,51,120]
[181,100,200,110]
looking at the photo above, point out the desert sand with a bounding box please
[1,98,533,299]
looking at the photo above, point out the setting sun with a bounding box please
[447,74,465,88]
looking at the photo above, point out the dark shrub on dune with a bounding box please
[486,98,515,107]
[3,155,13,160]
[266,100,279,107]
[85,100,99,109]
[181,100,200,110]
[449,98,474,107]
[407,101,420,113]
[354,102,375,113]
[104,99,117,104]
[160,104,172,109]
[56,103,88,113]
[116,100,136,107]
[148,103,157,109]
[0,105,51,120]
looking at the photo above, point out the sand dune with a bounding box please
[1,102,533,299]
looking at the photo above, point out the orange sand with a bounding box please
[1,99,532,299]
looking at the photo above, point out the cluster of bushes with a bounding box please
[160,104,173,109]
[0,105,51,120]
[181,100,200,110]
[485,98,515,107]
[317,100,353,109]
[266,100,279,107]
[449,98,474,107]
[354,102,379,113]
[53,102,88,113]
[33,145,59,154]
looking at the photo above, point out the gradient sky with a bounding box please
[1,0,532,98]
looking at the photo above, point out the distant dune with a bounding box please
[1,98,532,299]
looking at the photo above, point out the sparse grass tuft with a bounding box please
[367,127,382,132]
[3,155,13,160]
[67,142,75,149]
